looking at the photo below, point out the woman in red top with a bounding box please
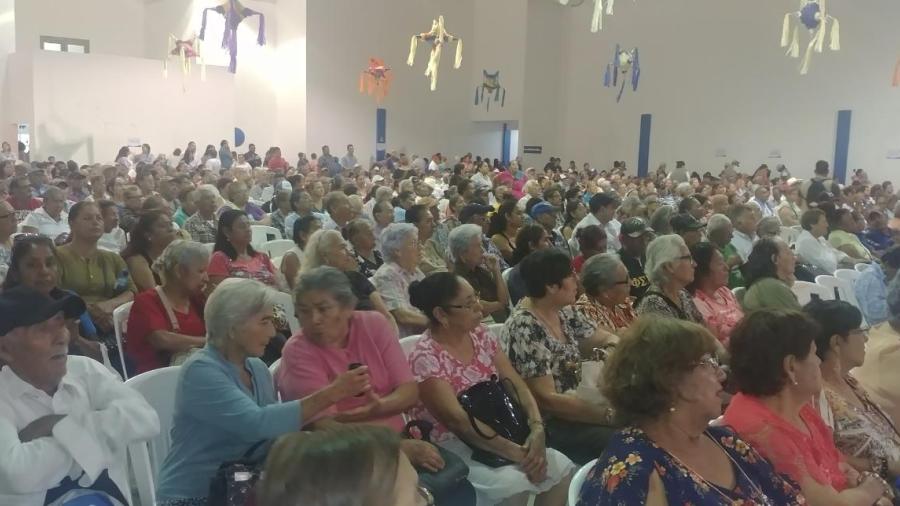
[126,240,208,374]
[724,309,893,505]
[571,224,606,274]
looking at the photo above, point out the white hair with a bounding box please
[448,224,482,263]
[380,223,418,263]
[706,214,732,235]
[675,182,693,197]
[581,253,625,296]
[294,266,357,309]
[301,229,345,273]
[152,240,210,285]
[196,184,220,202]
[205,278,278,348]
[645,234,688,286]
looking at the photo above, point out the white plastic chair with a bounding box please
[271,290,300,335]
[815,275,867,324]
[251,225,283,249]
[126,366,182,505]
[269,358,282,375]
[568,458,598,505]
[261,239,294,259]
[400,334,423,357]
[202,242,215,252]
[487,323,505,338]
[113,301,134,380]
[835,268,862,284]
[792,280,834,306]
[731,286,746,300]
[855,263,869,273]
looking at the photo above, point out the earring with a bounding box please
[669,406,676,413]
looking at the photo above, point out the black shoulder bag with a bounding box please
[457,374,531,468]
[208,440,268,506]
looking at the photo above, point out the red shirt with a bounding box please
[573,254,587,274]
[7,195,42,211]
[125,289,206,374]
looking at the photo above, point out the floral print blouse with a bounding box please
[574,295,636,334]
[499,303,597,393]
[577,426,807,506]
[635,287,704,324]
[692,286,744,346]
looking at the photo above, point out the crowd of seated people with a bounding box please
[2,141,900,505]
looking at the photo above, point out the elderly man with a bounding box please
[795,208,854,274]
[617,217,652,298]
[184,185,220,243]
[708,213,745,288]
[321,191,353,232]
[7,176,42,223]
[20,186,70,241]
[0,287,159,505]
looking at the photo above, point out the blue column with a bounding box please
[833,110,852,184]
[637,114,652,177]
[375,108,387,161]
[501,123,511,165]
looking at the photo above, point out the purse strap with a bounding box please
[154,286,181,332]
[240,439,269,463]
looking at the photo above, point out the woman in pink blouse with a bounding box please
[688,242,744,346]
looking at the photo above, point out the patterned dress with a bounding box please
[635,287,704,324]
[577,426,807,505]
[573,295,636,334]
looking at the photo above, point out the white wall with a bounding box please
[0,0,15,142]
[306,0,503,162]
[557,0,900,184]
[29,50,234,163]
[469,0,527,124]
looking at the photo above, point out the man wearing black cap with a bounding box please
[671,213,707,248]
[618,217,652,299]
[0,287,159,506]
[569,193,621,255]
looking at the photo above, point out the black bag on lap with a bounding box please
[456,374,530,468]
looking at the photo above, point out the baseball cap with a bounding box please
[0,286,86,336]
[620,217,651,238]
[670,213,706,234]
[458,203,493,223]
[530,201,558,219]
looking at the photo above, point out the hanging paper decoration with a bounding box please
[163,35,206,89]
[893,59,900,87]
[199,0,266,74]
[554,0,632,33]
[781,0,840,75]
[359,58,394,104]
[407,15,463,91]
[475,70,506,111]
[603,44,640,102]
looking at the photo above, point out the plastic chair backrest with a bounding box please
[855,263,869,273]
[835,269,862,284]
[113,301,134,380]
[269,358,282,376]
[251,225,283,249]
[270,290,300,334]
[126,366,182,488]
[815,275,867,324]
[568,458,599,505]
[400,334,423,357]
[792,280,833,306]
[731,286,746,302]
[261,239,294,259]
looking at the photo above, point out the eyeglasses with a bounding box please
[694,354,721,370]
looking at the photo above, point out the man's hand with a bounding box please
[19,415,66,443]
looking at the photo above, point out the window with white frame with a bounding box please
[40,36,90,54]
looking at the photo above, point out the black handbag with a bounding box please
[457,374,530,467]
[208,440,268,506]
[403,420,474,505]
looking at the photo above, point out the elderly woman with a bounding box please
[574,253,636,334]
[121,210,177,292]
[830,208,875,262]
[805,300,900,481]
[155,278,371,506]
[777,181,805,226]
[345,218,383,278]
[649,205,676,236]
[578,318,805,505]
[281,214,322,289]
[372,223,428,337]
[450,224,510,323]
[301,230,396,330]
[218,180,266,222]
[756,216,782,241]
[501,249,618,465]
[635,234,704,323]
[257,427,427,506]
[688,242,744,347]
[125,240,208,374]
[723,309,892,506]
[740,237,801,312]
[408,272,574,506]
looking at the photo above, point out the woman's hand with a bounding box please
[520,428,548,484]
[484,253,501,274]
[333,392,384,423]
[400,439,445,473]
[327,366,372,401]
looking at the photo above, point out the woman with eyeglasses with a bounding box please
[634,234,704,324]
[804,300,900,483]
[408,272,574,506]
[578,317,805,505]
[724,309,892,506]
[574,253,636,334]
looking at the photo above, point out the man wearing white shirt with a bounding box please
[728,204,758,262]
[569,193,621,254]
[0,287,159,506]
[321,191,353,231]
[795,208,853,274]
[340,144,358,170]
[20,186,69,241]
[427,153,441,173]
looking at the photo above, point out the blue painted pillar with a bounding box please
[501,123,511,165]
[376,108,387,161]
[637,114,652,177]
[833,110,852,184]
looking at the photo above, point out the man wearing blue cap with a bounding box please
[532,201,571,257]
[0,287,159,506]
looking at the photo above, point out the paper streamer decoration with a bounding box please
[603,45,640,102]
[163,35,206,90]
[781,0,840,75]
[555,0,632,33]
[475,70,506,111]
[893,59,900,87]
[199,0,266,73]
[359,58,394,104]
[407,15,462,91]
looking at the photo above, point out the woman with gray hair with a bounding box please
[372,223,428,336]
[125,240,209,374]
[635,234,704,323]
[301,229,396,332]
[450,223,509,323]
[649,204,676,235]
[574,253,637,333]
[156,278,372,506]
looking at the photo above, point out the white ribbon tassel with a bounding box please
[893,60,900,87]
[789,26,800,58]
[591,0,603,32]
[407,36,418,67]
[829,17,840,51]
[606,0,615,15]
[781,13,793,47]
[800,37,817,74]
[813,22,827,53]
[454,38,463,69]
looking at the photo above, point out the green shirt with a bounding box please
[56,244,136,304]
[173,207,190,228]
[741,278,800,312]
[719,243,745,288]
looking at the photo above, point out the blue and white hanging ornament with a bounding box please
[555,0,632,33]
[781,0,840,75]
[604,45,640,102]
[475,70,506,111]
